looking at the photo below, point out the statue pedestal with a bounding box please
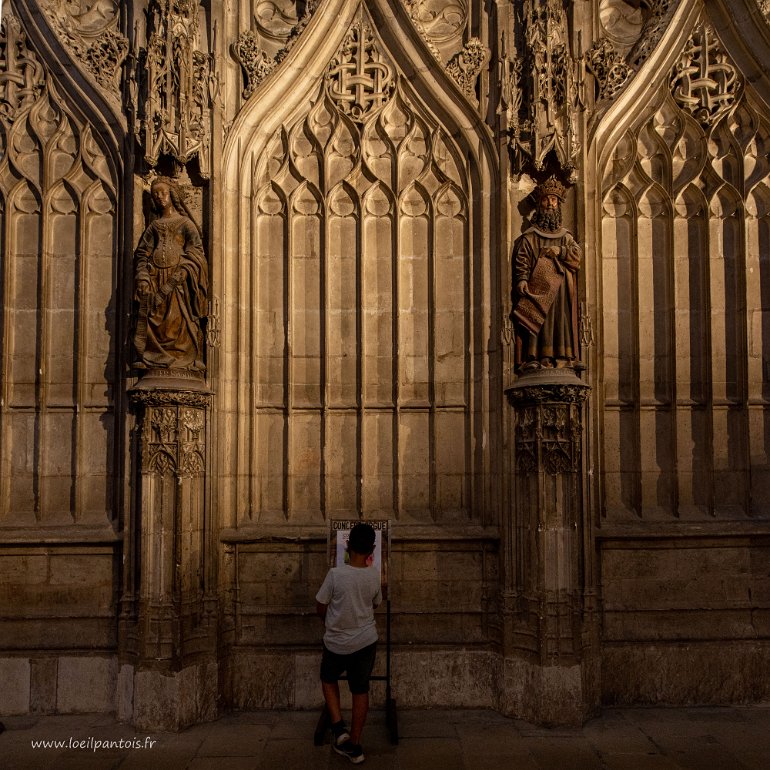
[500,369,599,725]
[120,383,217,731]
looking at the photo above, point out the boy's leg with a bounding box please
[346,642,377,745]
[320,645,345,724]
[322,681,343,724]
[350,692,368,744]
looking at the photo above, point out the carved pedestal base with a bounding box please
[122,386,216,730]
[501,370,598,725]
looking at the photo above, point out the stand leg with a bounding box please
[385,597,398,743]
[386,694,399,744]
[313,703,331,746]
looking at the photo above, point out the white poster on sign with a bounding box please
[328,519,390,597]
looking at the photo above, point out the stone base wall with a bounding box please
[0,655,117,716]
[602,641,770,705]
[224,648,499,711]
[598,535,770,705]
[0,545,118,650]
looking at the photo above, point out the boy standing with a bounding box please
[316,522,382,764]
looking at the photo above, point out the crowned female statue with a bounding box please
[133,177,208,375]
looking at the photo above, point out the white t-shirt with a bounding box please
[316,564,382,654]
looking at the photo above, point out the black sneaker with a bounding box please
[331,720,350,746]
[332,740,365,764]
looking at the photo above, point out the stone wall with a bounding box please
[599,534,770,704]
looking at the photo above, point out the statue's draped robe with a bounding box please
[512,225,581,367]
[133,214,208,370]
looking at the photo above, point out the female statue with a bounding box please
[133,177,208,373]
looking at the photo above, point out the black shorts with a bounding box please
[320,641,377,695]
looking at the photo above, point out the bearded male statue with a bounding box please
[511,176,582,372]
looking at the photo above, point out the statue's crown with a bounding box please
[536,175,566,201]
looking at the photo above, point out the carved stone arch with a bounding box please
[591,0,701,173]
[219,0,497,527]
[12,0,125,164]
[0,2,122,525]
[589,0,770,521]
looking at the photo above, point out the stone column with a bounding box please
[120,383,217,731]
[500,369,597,725]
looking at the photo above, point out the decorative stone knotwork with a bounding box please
[445,37,488,103]
[137,0,212,177]
[232,29,275,99]
[503,0,582,177]
[326,10,395,122]
[671,23,740,127]
[0,10,46,124]
[41,0,127,96]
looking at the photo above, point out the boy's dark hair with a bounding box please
[347,523,376,556]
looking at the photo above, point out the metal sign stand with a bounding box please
[314,520,398,746]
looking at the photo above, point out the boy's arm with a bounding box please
[316,601,328,621]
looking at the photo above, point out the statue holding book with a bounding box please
[511,176,582,372]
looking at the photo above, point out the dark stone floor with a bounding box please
[1,705,769,769]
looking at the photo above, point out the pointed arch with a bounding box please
[588,0,770,520]
[219,0,496,528]
[0,5,121,527]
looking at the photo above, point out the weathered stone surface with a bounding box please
[602,642,770,705]
[0,658,30,715]
[29,657,57,714]
[57,657,117,714]
[132,661,217,732]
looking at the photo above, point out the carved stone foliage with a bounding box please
[671,23,740,127]
[136,0,212,177]
[586,38,634,102]
[600,34,770,518]
[232,29,275,100]
[587,1,678,107]
[0,5,118,524]
[326,10,395,122]
[512,398,586,476]
[445,37,488,104]
[41,0,127,96]
[503,0,582,177]
[626,0,678,69]
[231,1,317,103]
